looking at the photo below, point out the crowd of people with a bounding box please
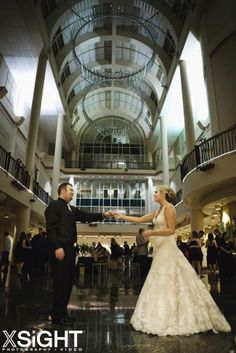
[0,226,234,283]
[12,228,49,280]
[177,228,234,280]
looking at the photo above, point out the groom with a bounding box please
[45,182,112,325]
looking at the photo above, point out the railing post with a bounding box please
[26,172,31,189]
[180,163,184,181]
[5,152,11,171]
[194,144,201,166]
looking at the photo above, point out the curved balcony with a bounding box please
[180,126,236,208]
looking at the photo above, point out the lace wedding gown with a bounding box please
[130,207,231,336]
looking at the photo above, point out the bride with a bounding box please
[114,185,231,336]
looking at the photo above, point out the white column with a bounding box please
[15,206,31,235]
[71,150,76,166]
[179,60,195,153]
[25,50,47,189]
[160,115,169,185]
[147,151,153,167]
[190,208,204,232]
[51,113,64,199]
[147,178,155,213]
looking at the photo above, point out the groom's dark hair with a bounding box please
[57,183,73,195]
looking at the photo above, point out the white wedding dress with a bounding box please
[130,207,231,336]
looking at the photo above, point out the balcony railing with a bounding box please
[33,181,53,205]
[0,145,30,189]
[66,160,154,170]
[180,126,236,181]
[0,144,52,205]
[175,189,183,204]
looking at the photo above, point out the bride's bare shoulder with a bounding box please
[165,203,176,213]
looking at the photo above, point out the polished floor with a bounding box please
[0,266,235,353]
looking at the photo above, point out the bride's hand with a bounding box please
[113,213,125,220]
[142,230,153,238]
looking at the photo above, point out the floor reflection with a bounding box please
[126,331,232,353]
[0,269,235,353]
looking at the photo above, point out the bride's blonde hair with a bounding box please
[158,185,176,204]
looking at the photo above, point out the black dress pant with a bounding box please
[50,243,76,320]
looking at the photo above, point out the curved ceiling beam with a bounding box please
[61,60,161,110]
[43,0,182,47]
[77,115,147,144]
[68,85,157,120]
[55,33,170,77]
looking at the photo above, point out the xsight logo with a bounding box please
[1,329,84,352]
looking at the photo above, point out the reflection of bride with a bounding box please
[127,330,233,353]
[115,185,231,336]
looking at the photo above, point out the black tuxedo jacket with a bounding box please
[45,197,104,250]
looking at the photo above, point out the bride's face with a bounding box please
[153,188,162,202]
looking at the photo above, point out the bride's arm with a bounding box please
[143,205,176,237]
[114,211,155,223]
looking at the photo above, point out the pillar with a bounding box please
[15,206,31,236]
[179,60,195,153]
[71,150,76,161]
[147,178,155,213]
[190,208,204,232]
[160,115,169,185]
[51,113,64,199]
[222,201,236,237]
[198,0,236,134]
[25,49,47,189]
[146,151,153,167]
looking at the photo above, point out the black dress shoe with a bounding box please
[64,315,75,322]
[51,318,72,326]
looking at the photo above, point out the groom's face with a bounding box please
[61,185,74,202]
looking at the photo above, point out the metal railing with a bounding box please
[0,144,52,205]
[180,126,236,181]
[33,181,53,205]
[175,189,183,205]
[66,160,155,170]
[0,146,30,189]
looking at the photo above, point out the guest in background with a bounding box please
[22,232,33,280]
[205,233,218,273]
[177,236,189,260]
[135,228,149,279]
[0,231,13,277]
[219,232,234,280]
[188,231,202,277]
[13,232,26,276]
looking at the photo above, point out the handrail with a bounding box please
[33,181,53,205]
[180,126,236,181]
[0,144,52,205]
[175,189,183,205]
[65,160,155,170]
[0,146,30,189]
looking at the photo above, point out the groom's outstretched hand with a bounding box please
[103,211,115,218]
